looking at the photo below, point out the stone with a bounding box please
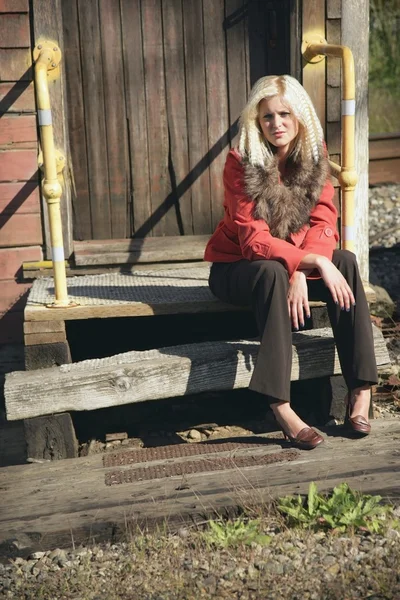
[49,548,66,562]
[369,284,396,318]
[29,551,45,560]
[188,429,202,441]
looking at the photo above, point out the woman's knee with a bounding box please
[254,260,289,293]
[332,249,358,272]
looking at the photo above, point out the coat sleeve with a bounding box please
[299,177,339,259]
[225,152,308,279]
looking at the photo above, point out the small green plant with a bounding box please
[278,482,398,534]
[202,516,271,548]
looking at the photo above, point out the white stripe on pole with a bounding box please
[52,246,65,262]
[38,109,52,125]
[341,100,355,116]
[343,225,356,241]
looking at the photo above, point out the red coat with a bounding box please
[204,148,339,280]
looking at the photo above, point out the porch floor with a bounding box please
[25,263,374,323]
[25,264,245,321]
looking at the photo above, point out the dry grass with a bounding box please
[3,489,400,600]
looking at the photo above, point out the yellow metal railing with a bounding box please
[302,34,358,252]
[33,40,72,307]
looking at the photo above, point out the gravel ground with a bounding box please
[2,518,400,600]
[369,183,400,307]
[369,184,400,249]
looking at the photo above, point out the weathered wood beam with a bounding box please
[0,418,399,558]
[5,326,390,421]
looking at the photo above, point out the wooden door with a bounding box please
[61,0,291,242]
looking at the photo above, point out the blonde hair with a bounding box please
[238,75,325,166]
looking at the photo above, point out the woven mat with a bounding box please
[27,265,215,307]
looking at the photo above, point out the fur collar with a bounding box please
[244,155,329,240]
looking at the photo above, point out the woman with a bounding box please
[204,75,378,449]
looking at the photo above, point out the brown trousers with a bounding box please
[209,250,378,402]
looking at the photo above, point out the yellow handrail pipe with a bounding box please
[302,34,358,253]
[33,40,72,307]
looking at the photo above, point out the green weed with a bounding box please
[278,482,398,534]
[202,516,272,548]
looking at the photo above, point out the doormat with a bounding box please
[104,449,299,485]
[103,439,284,468]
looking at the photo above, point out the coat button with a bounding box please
[252,243,261,252]
[324,227,333,237]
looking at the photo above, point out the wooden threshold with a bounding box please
[74,235,211,266]
[1,417,399,558]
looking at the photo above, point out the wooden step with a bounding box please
[1,418,400,558]
[5,325,390,421]
[24,264,376,322]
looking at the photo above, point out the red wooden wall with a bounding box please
[0,0,42,346]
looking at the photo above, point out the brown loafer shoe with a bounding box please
[345,413,371,436]
[282,427,324,450]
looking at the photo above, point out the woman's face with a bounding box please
[258,96,299,158]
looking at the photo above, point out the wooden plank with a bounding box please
[61,0,91,241]
[98,0,128,239]
[369,158,400,185]
[162,0,192,235]
[0,82,35,114]
[247,0,267,85]
[24,296,242,322]
[225,0,248,146]
[0,13,30,47]
[0,280,31,315]
[266,0,291,75]
[77,0,111,239]
[341,0,369,281]
[0,115,36,145]
[326,19,341,87]
[32,0,74,258]
[0,0,28,10]
[0,246,42,279]
[24,332,67,346]
[24,320,65,335]
[0,48,32,81]
[24,413,78,460]
[290,0,302,81]
[0,419,399,558]
[24,341,71,371]
[183,0,212,234]
[203,0,229,230]
[369,137,400,161]
[0,149,37,181]
[327,0,341,19]
[326,121,341,155]
[142,0,173,236]
[0,213,42,247]
[0,181,40,214]
[120,0,151,238]
[327,89,340,123]
[302,0,326,131]
[4,326,389,421]
[74,235,210,265]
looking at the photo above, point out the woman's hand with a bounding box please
[316,256,355,310]
[287,271,310,330]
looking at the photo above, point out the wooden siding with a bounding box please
[0,1,41,347]
[62,0,290,241]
